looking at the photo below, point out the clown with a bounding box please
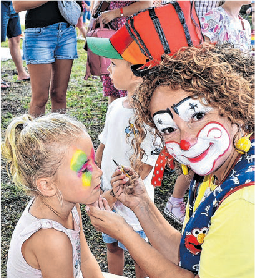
[87,44,254,278]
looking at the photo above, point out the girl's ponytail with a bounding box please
[2,114,33,187]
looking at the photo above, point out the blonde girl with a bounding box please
[2,113,103,278]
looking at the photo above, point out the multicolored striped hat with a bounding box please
[87,1,203,74]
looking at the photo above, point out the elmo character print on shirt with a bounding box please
[184,227,209,255]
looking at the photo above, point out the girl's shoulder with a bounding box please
[22,225,75,274]
[29,226,74,252]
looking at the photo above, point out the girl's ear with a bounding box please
[36,178,56,197]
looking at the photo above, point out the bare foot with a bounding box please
[17,72,30,81]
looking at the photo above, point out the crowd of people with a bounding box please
[1,1,254,278]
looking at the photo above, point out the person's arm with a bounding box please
[172,171,193,198]
[12,1,48,13]
[95,143,105,168]
[77,205,104,278]
[91,0,101,17]
[140,162,153,180]
[110,167,181,264]
[88,197,195,278]
[99,1,153,24]
[95,143,117,208]
[132,191,182,264]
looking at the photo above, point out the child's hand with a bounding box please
[110,166,147,210]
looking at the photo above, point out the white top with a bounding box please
[99,97,161,231]
[7,199,81,278]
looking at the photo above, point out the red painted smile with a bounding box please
[187,143,213,163]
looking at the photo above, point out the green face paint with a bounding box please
[70,149,93,187]
[70,149,87,172]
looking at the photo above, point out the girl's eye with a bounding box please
[79,162,90,173]
[192,112,205,121]
[81,168,89,173]
[162,127,176,135]
[111,61,116,66]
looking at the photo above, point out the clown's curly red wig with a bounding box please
[131,43,254,171]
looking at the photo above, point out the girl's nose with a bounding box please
[179,140,191,150]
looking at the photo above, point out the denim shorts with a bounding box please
[1,2,22,42]
[23,22,78,64]
[102,230,147,251]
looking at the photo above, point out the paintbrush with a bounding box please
[112,159,136,195]
[113,159,130,177]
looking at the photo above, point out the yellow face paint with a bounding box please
[81,172,92,187]
[70,149,93,187]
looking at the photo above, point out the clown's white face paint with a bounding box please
[165,122,230,175]
[153,97,231,176]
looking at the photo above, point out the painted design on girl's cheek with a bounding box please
[70,149,92,187]
[81,171,92,187]
[70,149,87,172]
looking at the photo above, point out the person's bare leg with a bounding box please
[78,26,87,38]
[135,261,148,278]
[8,36,30,80]
[28,63,52,117]
[106,242,124,276]
[50,59,73,113]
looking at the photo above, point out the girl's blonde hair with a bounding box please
[2,113,87,194]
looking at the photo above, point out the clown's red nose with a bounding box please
[180,140,191,150]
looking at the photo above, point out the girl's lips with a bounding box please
[187,143,213,163]
[94,184,101,191]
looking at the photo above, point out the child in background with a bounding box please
[200,1,251,51]
[95,59,159,278]
[2,113,104,278]
[87,1,202,231]
[90,32,160,278]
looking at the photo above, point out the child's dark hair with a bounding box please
[2,113,88,194]
[131,43,254,170]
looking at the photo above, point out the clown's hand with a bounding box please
[86,197,129,241]
[110,166,148,211]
